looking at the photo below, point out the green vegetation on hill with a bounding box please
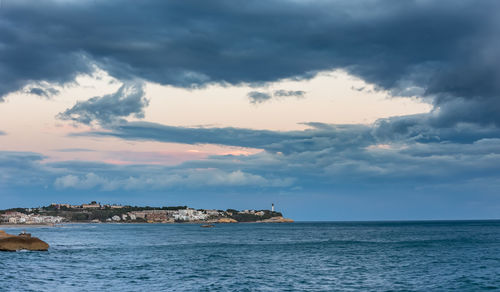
[228,210,283,222]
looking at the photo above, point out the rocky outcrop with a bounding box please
[259,216,294,223]
[0,230,49,251]
[217,218,238,223]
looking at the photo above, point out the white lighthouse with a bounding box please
[271,203,275,212]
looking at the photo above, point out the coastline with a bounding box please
[1,203,290,225]
[0,224,54,228]
[0,219,294,228]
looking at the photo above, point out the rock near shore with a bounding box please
[217,218,238,223]
[0,230,49,251]
[260,216,294,223]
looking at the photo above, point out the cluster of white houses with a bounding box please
[0,211,65,224]
[106,209,268,223]
[108,208,225,223]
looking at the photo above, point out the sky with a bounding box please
[1,0,500,220]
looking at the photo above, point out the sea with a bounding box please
[1,221,500,291]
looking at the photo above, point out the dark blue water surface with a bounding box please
[1,221,500,291]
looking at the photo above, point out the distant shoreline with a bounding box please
[0,220,294,228]
[2,219,500,228]
[0,224,53,228]
[1,203,290,224]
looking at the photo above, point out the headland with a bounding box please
[0,202,293,225]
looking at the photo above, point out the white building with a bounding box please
[205,210,220,216]
[173,208,208,221]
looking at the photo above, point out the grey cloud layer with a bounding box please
[83,121,372,154]
[83,115,500,155]
[0,151,51,186]
[67,114,500,189]
[3,123,500,193]
[0,151,294,192]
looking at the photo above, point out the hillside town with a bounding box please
[0,211,65,224]
[0,202,293,225]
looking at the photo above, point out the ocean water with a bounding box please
[1,221,500,291]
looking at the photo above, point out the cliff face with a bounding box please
[0,230,49,251]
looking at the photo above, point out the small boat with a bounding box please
[200,224,215,228]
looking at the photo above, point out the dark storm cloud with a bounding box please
[1,0,499,123]
[57,82,148,125]
[247,91,272,104]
